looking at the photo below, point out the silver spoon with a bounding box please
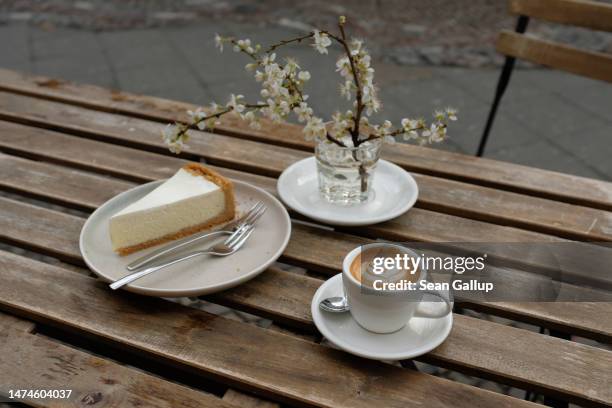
[319,296,350,313]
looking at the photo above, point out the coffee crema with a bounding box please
[349,246,420,288]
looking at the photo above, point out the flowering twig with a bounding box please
[266,33,315,54]
[336,21,362,143]
[161,16,457,155]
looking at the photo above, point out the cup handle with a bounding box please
[414,289,452,318]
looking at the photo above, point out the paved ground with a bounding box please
[3,0,612,67]
[2,21,610,180]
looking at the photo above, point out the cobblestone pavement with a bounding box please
[2,0,612,67]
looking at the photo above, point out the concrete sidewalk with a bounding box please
[2,21,611,180]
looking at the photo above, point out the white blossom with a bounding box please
[214,34,224,52]
[242,110,261,130]
[233,38,254,54]
[262,53,276,65]
[293,102,313,123]
[227,94,245,113]
[381,120,393,133]
[383,135,396,144]
[164,28,458,155]
[298,70,311,81]
[162,124,188,154]
[285,57,300,73]
[350,39,363,55]
[187,108,208,130]
[336,56,351,78]
[329,111,352,139]
[365,93,381,116]
[313,30,332,54]
[162,124,178,143]
[339,80,352,100]
[304,116,326,140]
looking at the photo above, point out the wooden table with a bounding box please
[0,68,610,408]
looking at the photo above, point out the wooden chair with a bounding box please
[477,0,612,157]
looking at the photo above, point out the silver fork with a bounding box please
[110,225,255,290]
[126,202,266,271]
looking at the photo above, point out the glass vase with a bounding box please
[315,137,382,205]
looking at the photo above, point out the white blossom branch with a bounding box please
[162,16,458,155]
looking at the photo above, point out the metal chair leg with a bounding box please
[476,15,530,157]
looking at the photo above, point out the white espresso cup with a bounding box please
[342,243,452,333]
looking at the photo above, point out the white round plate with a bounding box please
[277,157,418,226]
[80,179,291,297]
[311,274,453,361]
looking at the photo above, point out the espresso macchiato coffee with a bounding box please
[349,246,419,288]
[343,243,451,333]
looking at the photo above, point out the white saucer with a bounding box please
[277,157,418,226]
[311,274,453,361]
[80,179,291,297]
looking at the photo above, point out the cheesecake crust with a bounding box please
[116,209,234,256]
[115,163,236,256]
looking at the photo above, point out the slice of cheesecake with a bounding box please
[109,163,235,256]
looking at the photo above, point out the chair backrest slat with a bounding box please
[509,0,612,32]
[497,30,612,83]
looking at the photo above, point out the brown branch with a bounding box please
[326,133,347,147]
[358,122,447,144]
[337,23,363,145]
[266,33,315,54]
[179,102,271,139]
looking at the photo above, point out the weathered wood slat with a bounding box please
[0,69,611,212]
[0,109,610,242]
[0,90,306,178]
[2,193,611,346]
[3,146,611,292]
[497,31,612,83]
[0,322,235,408]
[0,120,556,245]
[2,249,612,407]
[0,120,277,191]
[3,121,612,289]
[3,149,612,341]
[509,0,612,32]
[4,123,588,279]
[0,251,543,408]
[0,154,134,212]
[0,197,316,330]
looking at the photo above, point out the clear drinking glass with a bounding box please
[315,138,382,205]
